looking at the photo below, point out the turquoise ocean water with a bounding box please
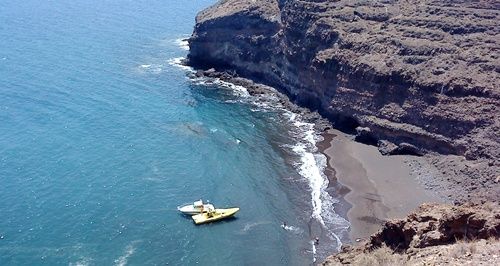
[0,1,349,265]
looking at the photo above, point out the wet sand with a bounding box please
[320,129,443,242]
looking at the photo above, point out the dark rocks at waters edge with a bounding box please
[322,202,500,265]
[187,0,500,203]
[190,68,333,132]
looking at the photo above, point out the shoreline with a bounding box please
[316,131,351,236]
[181,66,448,255]
[319,129,445,242]
[180,66,347,261]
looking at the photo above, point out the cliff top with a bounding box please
[309,0,499,98]
[195,0,279,24]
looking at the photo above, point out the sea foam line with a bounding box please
[167,57,193,72]
[286,112,349,253]
[168,56,250,98]
[174,38,189,51]
[69,257,92,266]
[114,243,136,266]
[289,117,324,222]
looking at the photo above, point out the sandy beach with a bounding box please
[320,129,444,242]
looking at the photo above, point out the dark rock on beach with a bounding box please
[187,0,499,203]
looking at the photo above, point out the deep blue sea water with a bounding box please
[0,1,349,265]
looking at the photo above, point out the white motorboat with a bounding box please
[177,200,214,215]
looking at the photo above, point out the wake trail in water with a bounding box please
[281,224,304,235]
[242,221,271,232]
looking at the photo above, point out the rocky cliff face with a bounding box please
[188,0,499,200]
[323,202,500,265]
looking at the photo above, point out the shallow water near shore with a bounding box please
[0,0,348,265]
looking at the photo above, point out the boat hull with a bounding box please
[177,204,214,215]
[192,208,239,225]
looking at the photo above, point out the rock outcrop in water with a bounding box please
[322,202,500,265]
[187,0,499,202]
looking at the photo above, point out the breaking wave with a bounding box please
[174,38,189,51]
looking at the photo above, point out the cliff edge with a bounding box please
[188,0,499,202]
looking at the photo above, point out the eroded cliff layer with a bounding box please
[188,0,499,200]
[323,202,500,265]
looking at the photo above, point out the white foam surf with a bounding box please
[136,63,164,74]
[289,118,324,222]
[281,224,304,234]
[114,243,136,266]
[190,77,250,98]
[286,112,349,255]
[167,57,193,72]
[69,257,92,266]
[174,38,189,51]
[311,241,317,263]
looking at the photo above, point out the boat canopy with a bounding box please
[193,200,203,207]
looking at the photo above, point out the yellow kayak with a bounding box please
[192,207,239,225]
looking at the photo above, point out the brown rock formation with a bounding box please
[369,202,499,250]
[323,202,500,265]
[187,0,500,202]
